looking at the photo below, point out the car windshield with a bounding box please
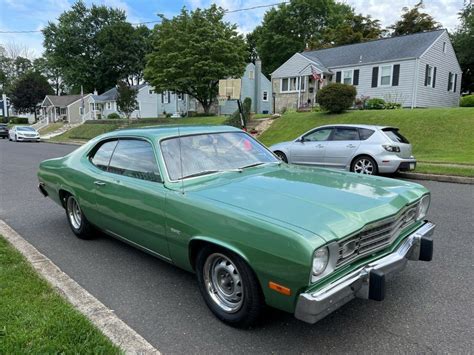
[17,127,36,132]
[160,132,278,180]
[382,128,409,144]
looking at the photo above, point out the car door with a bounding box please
[92,138,170,259]
[289,127,333,165]
[324,127,361,168]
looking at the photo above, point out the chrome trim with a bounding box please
[295,222,435,324]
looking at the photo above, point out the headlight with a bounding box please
[417,194,430,221]
[312,247,329,276]
[382,144,400,152]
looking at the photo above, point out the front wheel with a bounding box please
[196,246,264,328]
[274,151,288,163]
[65,195,94,239]
[351,156,378,175]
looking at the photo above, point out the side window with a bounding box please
[332,128,360,141]
[359,128,375,140]
[90,140,118,171]
[303,128,333,142]
[108,139,162,182]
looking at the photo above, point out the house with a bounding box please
[92,83,197,119]
[271,29,462,112]
[41,94,94,124]
[220,60,273,115]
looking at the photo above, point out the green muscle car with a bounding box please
[37,125,435,327]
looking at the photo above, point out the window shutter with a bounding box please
[392,64,400,86]
[424,64,429,86]
[447,72,451,91]
[353,70,359,85]
[168,92,171,102]
[454,74,457,92]
[432,67,436,88]
[371,67,378,87]
[336,71,341,83]
[161,93,164,104]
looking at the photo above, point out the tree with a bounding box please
[33,56,66,95]
[0,42,33,95]
[43,0,150,94]
[144,5,247,114]
[388,1,441,36]
[116,81,138,119]
[10,71,53,120]
[452,3,474,93]
[250,0,382,75]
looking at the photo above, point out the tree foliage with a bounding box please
[250,0,383,75]
[452,3,474,93]
[43,1,150,94]
[116,81,138,119]
[0,44,33,95]
[388,1,441,36]
[10,71,53,119]
[33,57,65,95]
[144,5,247,114]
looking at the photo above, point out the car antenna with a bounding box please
[178,126,185,195]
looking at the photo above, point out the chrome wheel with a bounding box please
[203,253,244,313]
[67,197,82,230]
[353,158,375,175]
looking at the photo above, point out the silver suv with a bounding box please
[269,124,416,175]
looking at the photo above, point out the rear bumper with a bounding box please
[294,221,435,324]
[377,156,416,173]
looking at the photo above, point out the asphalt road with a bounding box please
[1,139,473,354]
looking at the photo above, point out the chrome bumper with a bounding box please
[295,222,435,324]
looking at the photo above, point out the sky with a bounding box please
[0,0,466,58]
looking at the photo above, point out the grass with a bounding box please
[0,236,119,353]
[51,116,227,142]
[259,108,474,167]
[414,163,474,177]
[38,122,64,136]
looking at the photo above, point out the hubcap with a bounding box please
[354,158,374,175]
[67,197,82,230]
[203,253,243,313]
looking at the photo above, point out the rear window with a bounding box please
[382,128,410,144]
[358,128,375,140]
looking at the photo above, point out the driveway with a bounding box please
[0,139,473,353]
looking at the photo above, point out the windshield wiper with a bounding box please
[180,170,220,179]
[239,162,280,169]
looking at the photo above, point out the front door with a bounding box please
[289,127,333,165]
[324,127,361,168]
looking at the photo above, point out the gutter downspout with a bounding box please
[411,59,419,109]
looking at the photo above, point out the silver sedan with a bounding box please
[269,124,416,175]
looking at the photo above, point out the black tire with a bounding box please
[351,155,378,175]
[196,246,264,328]
[65,195,94,239]
[274,151,288,163]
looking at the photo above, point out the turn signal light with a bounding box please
[269,281,291,296]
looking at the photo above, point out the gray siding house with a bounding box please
[220,60,273,115]
[41,94,94,124]
[271,30,462,112]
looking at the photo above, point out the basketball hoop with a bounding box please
[218,79,242,100]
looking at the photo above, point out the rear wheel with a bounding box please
[196,246,264,328]
[65,195,94,239]
[274,151,288,163]
[351,156,378,175]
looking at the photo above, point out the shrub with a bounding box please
[107,112,121,119]
[366,98,386,110]
[318,83,357,113]
[460,95,474,107]
[384,102,402,109]
[9,116,29,124]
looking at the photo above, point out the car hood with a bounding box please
[189,165,427,242]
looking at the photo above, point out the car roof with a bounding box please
[315,124,394,130]
[102,124,242,141]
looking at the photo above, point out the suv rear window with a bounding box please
[358,128,375,140]
[382,128,410,144]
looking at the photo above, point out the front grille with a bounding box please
[336,203,418,267]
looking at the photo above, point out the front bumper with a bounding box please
[17,136,40,141]
[295,221,435,324]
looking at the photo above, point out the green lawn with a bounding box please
[39,122,65,136]
[0,236,119,353]
[259,108,474,165]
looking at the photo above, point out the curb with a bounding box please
[397,172,474,185]
[0,220,160,354]
[40,140,83,146]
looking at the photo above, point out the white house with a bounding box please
[271,29,462,112]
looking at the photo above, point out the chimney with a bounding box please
[93,89,98,96]
[255,57,262,114]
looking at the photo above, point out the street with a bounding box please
[0,139,473,353]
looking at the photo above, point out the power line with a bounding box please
[0,1,289,34]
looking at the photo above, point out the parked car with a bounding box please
[8,126,40,142]
[0,124,8,139]
[37,126,434,327]
[270,124,416,175]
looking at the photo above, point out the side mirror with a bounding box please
[296,137,305,143]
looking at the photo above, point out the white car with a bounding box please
[269,124,416,175]
[9,126,41,142]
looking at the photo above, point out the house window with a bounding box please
[249,70,255,79]
[177,92,184,101]
[426,65,433,86]
[162,91,170,104]
[448,72,455,92]
[60,108,67,115]
[380,65,392,86]
[148,89,154,95]
[280,77,305,93]
[107,102,111,110]
[79,107,84,115]
[442,42,446,53]
[262,91,268,102]
[343,70,353,85]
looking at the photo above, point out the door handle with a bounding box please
[317,144,325,148]
[94,181,106,186]
[346,144,356,148]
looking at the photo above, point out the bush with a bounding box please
[107,112,121,119]
[318,83,357,113]
[9,116,29,124]
[384,102,402,109]
[366,98,386,110]
[460,95,474,107]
